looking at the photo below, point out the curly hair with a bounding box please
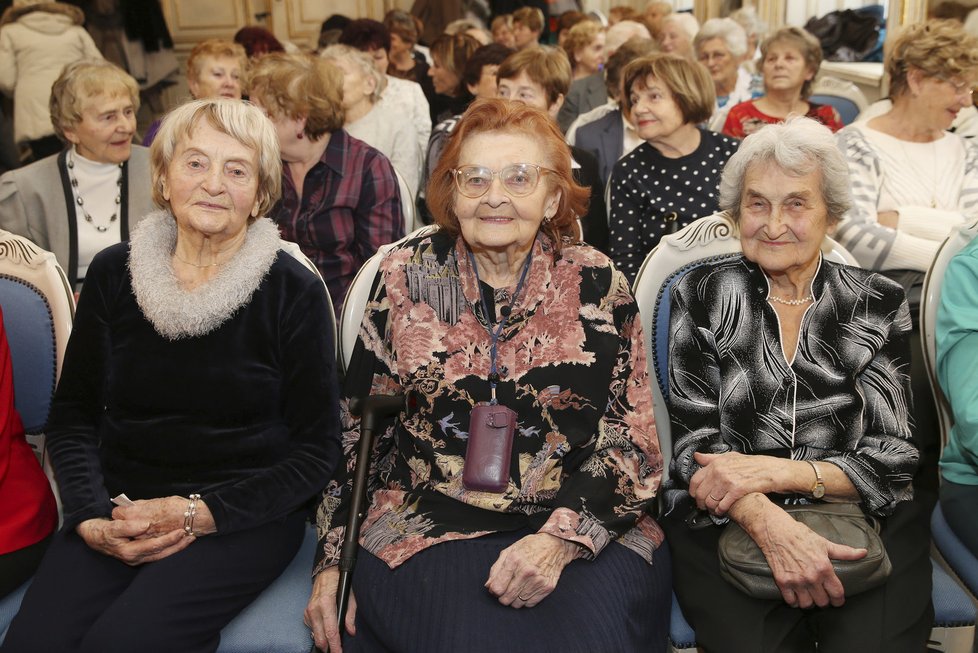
[426,98,589,252]
[562,20,604,69]
[887,19,978,99]
[49,60,140,141]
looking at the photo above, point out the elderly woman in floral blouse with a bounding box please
[305,98,671,653]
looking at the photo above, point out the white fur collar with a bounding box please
[129,210,282,340]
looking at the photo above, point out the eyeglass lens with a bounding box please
[456,164,541,197]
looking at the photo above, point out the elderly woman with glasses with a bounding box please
[305,98,671,653]
[836,19,978,273]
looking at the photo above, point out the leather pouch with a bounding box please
[462,404,517,493]
[718,502,892,600]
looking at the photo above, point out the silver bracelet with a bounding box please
[183,494,201,536]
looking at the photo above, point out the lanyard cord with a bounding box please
[466,248,532,404]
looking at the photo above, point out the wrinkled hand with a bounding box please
[485,533,580,609]
[306,567,356,653]
[741,499,867,608]
[112,496,216,538]
[76,517,192,566]
[690,452,786,517]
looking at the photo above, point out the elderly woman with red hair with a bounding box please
[305,98,671,653]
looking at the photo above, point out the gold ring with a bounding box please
[518,593,530,601]
[709,494,721,502]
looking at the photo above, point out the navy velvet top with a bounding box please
[46,242,342,534]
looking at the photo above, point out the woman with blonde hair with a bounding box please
[837,19,978,272]
[562,19,606,81]
[0,97,341,653]
[0,60,154,288]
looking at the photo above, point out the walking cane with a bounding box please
[335,394,406,627]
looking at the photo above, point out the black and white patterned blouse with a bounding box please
[665,255,918,517]
[608,128,738,285]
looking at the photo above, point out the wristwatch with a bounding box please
[808,461,825,499]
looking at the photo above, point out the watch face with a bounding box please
[812,485,825,499]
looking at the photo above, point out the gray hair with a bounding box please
[694,18,748,58]
[150,98,282,218]
[663,13,699,41]
[718,116,852,223]
[606,19,652,54]
[320,44,387,104]
[730,7,766,40]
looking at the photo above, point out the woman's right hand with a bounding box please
[76,517,192,566]
[306,567,357,652]
[731,494,868,609]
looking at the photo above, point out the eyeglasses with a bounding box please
[452,164,554,198]
[938,76,975,98]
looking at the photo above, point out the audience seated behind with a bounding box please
[340,19,432,158]
[694,18,763,132]
[722,26,842,139]
[567,36,658,188]
[0,60,155,290]
[249,52,405,316]
[496,46,609,253]
[143,39,247,146]
[0,0,103,162]
[322,45,423,201]
[608,52,738,285]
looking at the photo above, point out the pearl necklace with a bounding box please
[768,294,814,306]
[67,152,123,233]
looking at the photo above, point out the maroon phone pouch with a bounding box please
[462,403,517,493]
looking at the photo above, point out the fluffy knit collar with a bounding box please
[129,210,281,340]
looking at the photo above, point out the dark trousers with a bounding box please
[940,479,978,556]
[346,529,672,653]
[0,512,305,653]
[0,535,50,599]
[661,492,935,653]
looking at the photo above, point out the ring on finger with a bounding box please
[517,592,530,601]
[708,494,722,502]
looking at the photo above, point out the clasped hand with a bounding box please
[748,498,867,608]
[689,451,785,517]
[76,496,203,566]
[305,533,579,653]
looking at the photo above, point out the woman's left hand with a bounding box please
[112,496,217,538]
[690,451,788,517]
[485,533,580,609]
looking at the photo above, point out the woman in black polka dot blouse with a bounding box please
[608,54,738,285]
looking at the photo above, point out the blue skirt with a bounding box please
[345,529,671,653]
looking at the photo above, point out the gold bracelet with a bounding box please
[183,494,201,536]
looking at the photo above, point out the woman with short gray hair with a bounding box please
[661,116,931,652]
[694,18,762,128]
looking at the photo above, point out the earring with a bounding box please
[296,132,304,140]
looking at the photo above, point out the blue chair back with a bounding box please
[0,276,56,434]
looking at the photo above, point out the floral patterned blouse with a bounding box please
[313,230,665,573]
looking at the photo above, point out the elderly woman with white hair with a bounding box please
[658,12,698,60]
[661,117,931,652]
[0,98,342,653]
[694,18,762,130]
[321,44,423,199]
